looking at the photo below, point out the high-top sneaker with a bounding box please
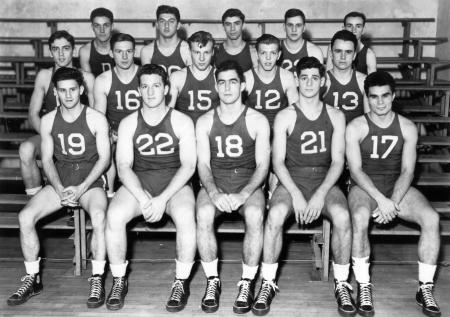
[357,282,374,317]
[106,276,128,310]
[166,279,189,312]
[252,279,279,316]
[86,274,105,308]
[7,273,43,306]
[416,282,441,317]
[201,276,221,313]
[233,278,255,314]
[334,280,356,316]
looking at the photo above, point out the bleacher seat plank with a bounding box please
[370,220,450,236]
[398,105,440,113]
[0,193,28,204]
[0,132,34,142]
[0,149,19,158]
[419,136,450,146]
[417,154,450,163]
[0,168,21,181]
[0,111,28,119]
[416,173,450,186]
[411,116,450,123]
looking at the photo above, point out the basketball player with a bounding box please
[79,7,115,77]
[322,30,369,124]
[7,67,110,308]
[196,60,270,314]
[280,9,324,74]
[19,31,94,197]
[169,31,219,123]
[140,5,191,75]
[346,71,441,317]
[252,57,354,316]
[94,33,141,197]
[104,64,197,312]
[214,8,258,72]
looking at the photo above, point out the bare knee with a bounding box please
[18,208,37,230]
[19,141,37,163]
[244,206,264,232]
[351,207,371,233]
[266,205,287,233]
[90,209,106,231]
[330,206,352,231]
[420,210,440,233]
[106,209,127,232]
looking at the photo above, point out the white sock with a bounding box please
[261,262,278,281]
[418,261,436,284]
[25,186,42,196]
[352,256,370,283]
[110,261,128,277]
[242,262,259,280]
[24,257,40,275]
[201,258,218,278]
[333,262,350,282]
[175,259,194,280]
[91,260,106,276]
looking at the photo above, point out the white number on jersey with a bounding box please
[159,65,182,76]
[57,133,86,155]
[254,89,281,110]
[115,90,141,111]
[332,91,359,110]
[187,90,212,111]
[215,135,243,158]
[281,59,299,72]
[370,135,398,159]
[136,133,175,156]
[101,63,111,73]
[300,131,326,154]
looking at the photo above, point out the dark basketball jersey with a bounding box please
[246,67,288,127]
[106,67,141,131]
[133,108,180,172]
[89,40,114,77]
[354,45,369,75]
[209,107,256,170]
[360,113,404,175]
[51,105,98,164]
[286,104,333,169]
[214,43,253,72]
[174,67,219,123]
[150,40,187,76]
[322,70,364,124]
[280,40,308,73]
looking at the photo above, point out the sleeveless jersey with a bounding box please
[286,104,333,169]
[51,105,98,164]
[133,108,180,172]
[88,40,114,77]
[280,40,308,73]
[106,67,141,131]
[214,43,253,72]
[360,113,404,175]
[354,45,369,75]
[322,70,364,124]
[246,67,288,127]
[209,107,256,170]
[151,40,187,76]
[174,67,219,123]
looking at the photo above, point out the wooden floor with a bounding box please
[0,233,449,316]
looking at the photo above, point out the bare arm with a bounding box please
[93,72,110,114]
[140,43,154,66]
[281,69,299,105]
[243,70,254,95]
[325,45,333,71]
[366,48,377,74]
[356,72,370,113]
[82,71,95,107]
[249,45,258,69]
[79,43,93,73]
[307,42,324,64]
[167,69,186,109]
[180,41,192,66]
[28,69,49,133]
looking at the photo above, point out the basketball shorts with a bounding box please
[212,168,254,194]
[349,173,399,198]
[55,161,106,190]
[288,166,328,201]
[135,168,179,197]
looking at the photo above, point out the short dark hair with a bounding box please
[331,30,358,50]
[156,5,180,22]
[222,8,245,23]
[296,56,325,78]
[188,31,215,49]
[284,8,306,24]
[48,30,75,50]
[215,60,245,83]
[344,11,366,26]
[364,71,396,96]
[137,64,169,87]
[255,34,280,52]
[110,33,136,50]
[52,67,84,87]
[90,7,114,23]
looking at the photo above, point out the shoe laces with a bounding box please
[419,283,439,308]
[110,277,125,300]
[204,278,220,301]
[335,281,353,306]
[255,280,278,304]
[236,279,251,302]
[14,275,35,297]
[359,283,373,306]
[88,275,103,299]
[169,280,185,302]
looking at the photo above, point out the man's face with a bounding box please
[56,79,83,110]
[157,13,179,39]
[223,17,243,41]
[297,68,324,98]
[367,85,395,116]
[257,43,280,71]
[216,70,244,105]
[344,16,364,41]
[190,41,214,71]
[284,16,305,42]
[50,38,74,68]
[111,41,135,70]
[331,39,356,71]
[138,74,168,108]
[92,16,113,42]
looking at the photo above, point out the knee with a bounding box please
[420,211,440,233]
[106,210,126,232]
[196,206,214,230]
[266,207,287,233]
[18,208,36,229]
[19,141,37,163]
[351,207,370,232]
[244,206,264,232]
[330,207,352,231]
[90,209,106,231]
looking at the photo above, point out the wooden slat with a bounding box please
[0,168,22,181]
[417,154,450,163]
[0,211,74,229]
[371,220,450,236]
[0,111,28,119]
[0,193,28,204]
[0,132,34,142]
[416,172,450,186]
[0,149,19,158]
[397,105,440,113]
[419,136,450,146]
[411,116,450,123]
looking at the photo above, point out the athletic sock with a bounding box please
[261,262,278,281]
[110,261,128,278]
[242,262,258,280]
[24,257,41,275]
[418,261,437,284]
[352,256,370,283]
[333,262,350,282]
[201,258,218,278]
[175,259,194,280]
[91,259,106,276]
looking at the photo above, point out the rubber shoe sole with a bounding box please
[201,302,219,313]
[86,296,105,309]
[233,304,251,314]
[252,306,270,316]
[7,288,42,306]
[416,300,441,317]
